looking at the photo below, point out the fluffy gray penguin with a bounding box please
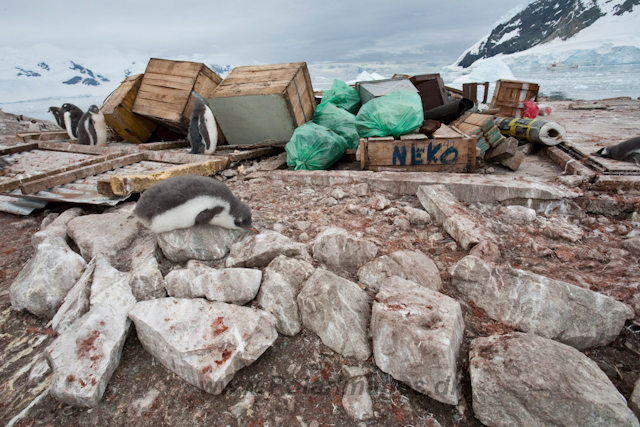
[77,105,108,146]
[594,136,640,166]
[48,106,65,129]
[132,175,257,234]
[60,103,84,140]
[188,91,218,155]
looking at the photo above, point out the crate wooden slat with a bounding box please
[410,74,449,112]
[132,59,222,134]
[491,79,539,118]
[101,74,158,144]
[207,62,315,145]
[361,133,475,173]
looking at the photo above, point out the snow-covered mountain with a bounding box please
[454,0,640,68]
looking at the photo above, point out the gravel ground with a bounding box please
[1,102,640,426]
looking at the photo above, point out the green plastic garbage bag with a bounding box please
[320,79,361,115]
[355,91,423,139]
[312,102,360,150]
[285,122,349,171]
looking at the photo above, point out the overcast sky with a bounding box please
[0,0,521,67]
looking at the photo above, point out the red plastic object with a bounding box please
[523,101,539,119]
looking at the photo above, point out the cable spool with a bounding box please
[494,117,566,146]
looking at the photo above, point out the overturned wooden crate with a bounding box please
[131,59,222,134]
[101,74,158,144]
[410,74,449,112]
[357,129,476,173]
[206,62,315,145]
[491,79,539,118]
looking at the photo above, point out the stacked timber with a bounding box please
[206,62,315,145]
[451,113,505,154]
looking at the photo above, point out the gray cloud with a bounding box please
[1,0,522,66]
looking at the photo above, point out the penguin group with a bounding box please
[48,103,107,145]
[132,175,257,235]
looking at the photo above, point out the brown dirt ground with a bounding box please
[1,101,640,426]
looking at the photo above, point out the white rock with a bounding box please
[357,250,441,292]
[51,258,96,334]
[451,256,634,350]
[542,217,584,242]
[372,277,464,405]
[256,256,315,336]
[311,227,378,272]
[165,260,262,305]
[630,377,640,419]
[32,207,83,247]
[128,298,277,395]
[470,333,640,427]
[91,256,131,303]
[352,183,369,197]
[10,238,87,319]
[27,353,52,386]
[128,234,166,301]
[298,269,371,360]
[501,205,536,224]
[157,224,247,263]
[372,196,391,211]
[46,274,136,407]
[331,188,348,200]
[67,211,141,264]
[226,230,309,268]
[405,207,432,226]
[342,376,374,420]
[622,238,640,256]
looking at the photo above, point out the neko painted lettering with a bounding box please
[391,142,459,165]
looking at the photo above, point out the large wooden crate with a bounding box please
[206,62,315,145]
[101,74,158,144]
[131,59,222,134]
[491,79,539,118]
[358,132,476,173]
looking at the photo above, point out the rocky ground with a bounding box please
[1,100,640,426]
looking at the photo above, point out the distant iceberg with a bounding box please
[346,70,386,85]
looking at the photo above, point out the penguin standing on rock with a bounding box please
[188,91,218,155]
[59,103,84,140]
[594,136,640,166]
[132,175,258,234]
[77,105,107,146]
[48,106,65,129]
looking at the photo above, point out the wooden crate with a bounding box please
[491,79,539,118]
[359,132,476,173]
[409,74,449,112]
[131,59,222,134]
[101,74,157,144]
[356,78,418,104]
[206,62,315,145]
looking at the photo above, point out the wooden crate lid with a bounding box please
[101,74,143,114]
[211,62,310,98]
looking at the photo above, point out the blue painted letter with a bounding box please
[393,145,407,165]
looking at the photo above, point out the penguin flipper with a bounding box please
[88,117,97,145]
[189,116,202,154]
[195,206,224,224]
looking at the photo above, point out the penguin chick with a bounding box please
[132,175,257,234]
[188,91,217,155]
[77,105,107,146]
[60,103,84,140]
[594,136,640,166]
[48,106,65,129]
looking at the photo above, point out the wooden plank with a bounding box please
[215,140,287,150]
[140,74,195,89]
[131,100,183,122]
[232,62,306,73]
[594,175,640,190]
[211,81,290,97]
[36,141,133,156]
[432,124,464,139]
[20,153,146,194]
[99,158,229,197]
[137,140,190,151]
[0,142,39,156]
[0,152,125,193]
[16,131,70,143]
[135,88,191,105]
[256,152,288,171]
[227,147,281,162]
[143,151,221,165]
[102,74,142,114]
[145,59,203,78]
[221,70,297,86]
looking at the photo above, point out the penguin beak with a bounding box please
[248,227,259,234]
